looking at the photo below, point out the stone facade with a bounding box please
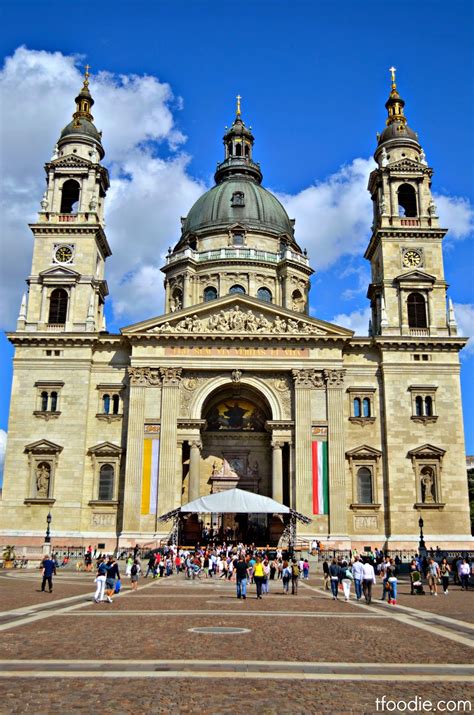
[1,72,471,551]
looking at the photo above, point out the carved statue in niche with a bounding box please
[420,468,435,503]
[36,462,51,497]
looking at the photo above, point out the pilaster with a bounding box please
[292,369,323,517]
[158,367,182,514]
[189,439,202,502]
[122,372,146,533]
[271,440,283,503]
[324,368,347,537]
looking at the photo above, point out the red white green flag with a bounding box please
[312,441,328,515]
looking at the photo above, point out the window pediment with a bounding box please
[394,269,436,285]
[88,441,123,457]
[346,445,382,459]
[407,443,445,460]
[39,266,80,284]
[24,439,63,455]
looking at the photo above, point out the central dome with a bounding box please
[182,177,293,237]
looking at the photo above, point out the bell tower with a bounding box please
[18,67,111,333]
[365,68,456,337]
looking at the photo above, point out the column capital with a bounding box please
[292,368,324,389]
[159,367,182,385]
[323,368,346,388]
[189,439,202,450]
[271,440,283,449]
[128,367,161,386]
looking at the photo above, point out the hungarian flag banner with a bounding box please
[312,441,328,515]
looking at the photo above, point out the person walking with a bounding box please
[459,559,470,590]
[253,556,265,599]
[386,558,398,605]
[104,556,120,603]
[427,558,440,596]
[440,558,451,595]
[282,560,291,594]
[302,559,310,580]
[340,561,353,601]
[322,559,330,590]
[329,558,340,600]
[40,555,56,593]
[291,559,300,595]
[130,559,140,591]
[379,556,390,601]
[94,558,108,603]
[235,554,248,600]
[262,559,270,593]
[362,560,376,605]
[352,555,364,601]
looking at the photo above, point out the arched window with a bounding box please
[60,179,80,214]
[48,288,68,324]
[41,391,49,412]
[407,292,427,328]
[257,287,272,303]
[232,232,244,246]
[362,397,371,418]
[50,391,58,412]
[229,284,246,295]
[424,396,433,417]
[171,289,182,312]
[204,286,218,302]
[415,396,423,417]
[397,183,417,217]
[235,143,242,157]
[103,394,110,414]
[357,467,373,504]
[98,464,114,501]
[112,394,120,415]
[291,289,305,312]
[244,144,250,157]
[353,398,361,418]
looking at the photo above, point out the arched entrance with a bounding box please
[181,383,287,545]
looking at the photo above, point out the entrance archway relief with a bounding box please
[189,375,283,422]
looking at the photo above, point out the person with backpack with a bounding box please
[282,560,291,594]
[130,559,140,591]
[94,558,108,603]
[104,556,120,603]
[290,559,300,595]
[340,560,354,601]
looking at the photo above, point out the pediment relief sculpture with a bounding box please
[148,306,326,335]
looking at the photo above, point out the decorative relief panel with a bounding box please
[91,512,116,527]
[149,306,325,335]
[354,515,378,531]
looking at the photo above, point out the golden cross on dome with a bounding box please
[389,66,397,85]
[236,94,242,116]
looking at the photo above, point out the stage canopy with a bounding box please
[158,487,311,524]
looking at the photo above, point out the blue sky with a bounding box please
[0,0,473,479]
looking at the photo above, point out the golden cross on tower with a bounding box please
[389,66,397,85]
[84,64,91,85]
[236,94,242,116]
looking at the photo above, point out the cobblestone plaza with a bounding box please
[0,568,473,714]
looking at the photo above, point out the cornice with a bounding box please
[29,223,112,258]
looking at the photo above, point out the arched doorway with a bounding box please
[181,383,286,545]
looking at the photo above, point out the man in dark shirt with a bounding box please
[104,556,121,603]
[234,555,249,600]
[41,556,56,593]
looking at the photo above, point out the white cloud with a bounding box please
[331,307,371,336]
[435,195,474,240]
[0,429,6,483]
[0,47,473,330]
[455,303,474,356]
[0,46,203,329]
[277,158,375,270]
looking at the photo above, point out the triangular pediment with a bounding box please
[388,158,431,174]
[121,294,353,338]
[50,155,92,169]
[394,269,436,284]
[407,443,446,459]
[346,444,382,459]
[88,441,123,456]
[24,439,63,454]
[39,266,80,281]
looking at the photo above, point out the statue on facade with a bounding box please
[380,147,388,167]
[419,149,427,165]
[421,470,435,503]
[379,196,387,215]
[36,463,51,497]
[428,199,437,216]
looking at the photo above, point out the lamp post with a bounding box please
[43,511,52,556]
[418,516,426,555]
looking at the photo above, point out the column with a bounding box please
[293,369,321,517]
[288,441,295,509]
[188,439,202,502]
[122,374,146,533]
[158,367,182,515]
[176,440,184,505]
[182,272,190,308]
[272,440,283,503]
[324,369,347,537]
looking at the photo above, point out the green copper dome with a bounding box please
[182,177,294,237]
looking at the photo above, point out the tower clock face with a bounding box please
[54,245,74,264]
[403,250,422,268]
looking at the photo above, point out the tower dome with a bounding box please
[57,66,104,159]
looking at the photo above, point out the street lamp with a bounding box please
[418,516,426,553]
[45,511,52,544]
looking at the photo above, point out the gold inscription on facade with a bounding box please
[165,346,309,357]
